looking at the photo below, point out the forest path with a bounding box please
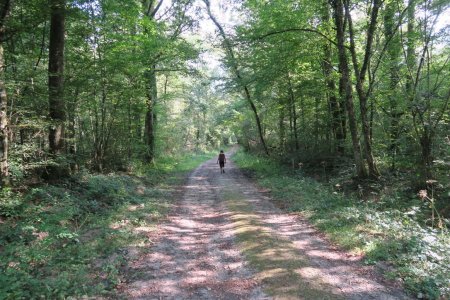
[120,148,410,299]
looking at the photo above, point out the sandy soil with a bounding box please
[118,150,410,300]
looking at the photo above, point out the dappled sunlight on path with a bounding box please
[120,156,265,299]
[120,148,410,299]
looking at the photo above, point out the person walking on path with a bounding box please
[217,150,226,173]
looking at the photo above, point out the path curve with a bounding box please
[120,149,410,299]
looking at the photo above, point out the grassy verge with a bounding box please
[233,150,449,299]
[0,151,214,299]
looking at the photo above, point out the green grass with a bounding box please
[233,150,450,299]
[0,151,215,299]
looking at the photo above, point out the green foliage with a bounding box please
[1,0,449,296]
[234,149,450,299]
[0,152,212,299]
[3,0,203,176]
[0,188,25,218]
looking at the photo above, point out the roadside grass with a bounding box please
[233,150,450,299]
[0,151,214,299]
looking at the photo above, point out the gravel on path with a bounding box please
[119,149,410,300]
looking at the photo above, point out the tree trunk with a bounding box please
[326,72,345,153]
[420,130,433,180]
[406,0,416,99]
[331,0,366,178]
[0,0,11,187]
[242,84,268,155]
[322,0,345,154]
[314,97,320,148]
[144,67,157,163]
[143,1,160,163]
[288,96,294,151]
[344,0,381,179]
[287,74,299,150]
[338,66,347,142]
[278,98,285,152]
[0,45,8,187]
[67,87,79,172]
[127,96,132,162]
[48,0,66,178]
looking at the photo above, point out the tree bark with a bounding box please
[287,74,299,151]
[48,0,66,155]
[144,67,157,163]
[143,1,161,163]
[203,0,269,155]
[67,87,79,172]
[0,0,11,187]
[337,65,347,142]
[327,70,345,153]
[288,96,294,151]
[420,129,433,180]
[278,97,285,153]
[406,0,416,99]
[344,0,381,179]
[331,0,366,178]
[322,0,345,154]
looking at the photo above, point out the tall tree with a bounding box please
[287,73,299,151]
[330,0,367,178]
[406,0,416,99]
[321,0,345,154]
[48,0,66,175]
[141,0,196,162]
[143,0,163,163]
[406,0,450,181]
[0,0,11,187]
[203,0,269,155]
[144,66,157,163]
[344,0,381,178]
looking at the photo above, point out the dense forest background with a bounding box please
[0,0,235,180]
[0,0,448,188]
[0,0,449,298]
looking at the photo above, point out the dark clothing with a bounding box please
[218,153,226,173]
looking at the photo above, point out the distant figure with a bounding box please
[217,150,226,173]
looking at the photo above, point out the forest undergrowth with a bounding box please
[0,151,215,299]
[234,150,449,299]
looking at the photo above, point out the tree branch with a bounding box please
[150,0,164,18]
[367,4,410,99]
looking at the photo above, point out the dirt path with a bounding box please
[119,150,410,299]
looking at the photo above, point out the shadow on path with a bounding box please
[120,149,410,300]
